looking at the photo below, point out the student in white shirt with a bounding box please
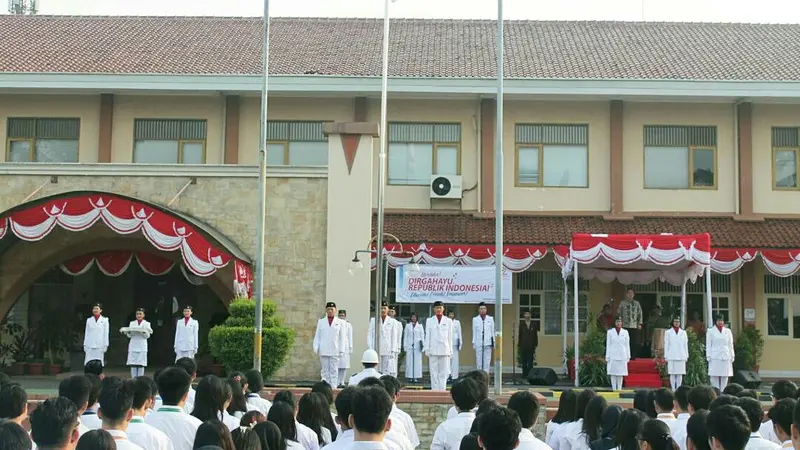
[0,421,31,450]
[311,380,342,435]
[706,405,755,450]
[761,381,798,446]
[245,369,273,415]
[556,390,596,450]
[123,307,153,378]
[685,410,710,450]
[146,367,203,450]
[254,421,298,450]
[268,401,309,450]
[297,392,336,445]
[653,388,678,433]
[58,375,95,438]
[193,419,237,449]
[670,386,691,450]
[190,375,239,431]
[30,397,82,450]
[476,407,522,450]
[507,390,553,450]
[84,303,110,366]
[588,405,622,450]
[638,420,680,450]
[349,350,384,386]
[0,383,29,427]
[348,385,396,450]
[736,398,780,450]
[446,370,489,420]
[128,378,174,450]
[96,378,145,450]
[227,377,259,420]
[768,399,798,450]
[567,396,607,450]
[431,378,480,450]
[274,390,320,450]
[379,375,420,448]
[80,375,103,431]
[174,305,199,361]
[546,390,577,447]
[174,357,198,414]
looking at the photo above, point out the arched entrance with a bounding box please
[0,191,252,370]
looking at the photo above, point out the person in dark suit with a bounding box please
[518,310,539,377]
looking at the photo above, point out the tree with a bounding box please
[9,0,37,15]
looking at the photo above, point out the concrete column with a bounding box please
[480,99,496,213]
[224,96,240,164]
[740,263,756,327]
[98,94,114,163]
[323,121,380,371]
[738,102,754,217]
[609,100,624,215]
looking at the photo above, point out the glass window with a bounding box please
[388,142,433,185]
[775,149,798,188]
[515,124,589,187]
[767,298,789,336]
[644,146,690,188]
[643,125,717,189]
[517,146,539,185]
[8,140,31,162]
[134,140,179,164]
[288,141,328,166]
[692,148,715,187]
[388,123,461,185]
[436,145,459,176]
[6,118,80,163]
[181,142,204,165]
[542,145,588,187]
[267,143,287,165]
[132,119,207,164]
[518,293,542,331]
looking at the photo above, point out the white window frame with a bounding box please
[763,274,800,339]
[516,270,589,336]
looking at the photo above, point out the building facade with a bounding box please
[1,16,800,378]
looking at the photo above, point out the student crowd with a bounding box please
[0,354,798,450]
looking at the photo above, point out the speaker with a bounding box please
[733,370,762,389]
[526,367,558,386]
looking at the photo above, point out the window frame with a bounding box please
[6,137,35,162]
[5,118,81,163]
[267,140,291,165]
[386,122,462,186]
[265,120,330,166]
[513,124,590,188]
[516,270,590,336]
[763,274,800,339]
[132,118,208,164]
[772,146,800,191]
[642,125,718,191]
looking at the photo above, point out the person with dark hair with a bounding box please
[325,386,358,450]
[193,419,235,450]
[724,384,745,396]
[82,374,104,430]
[432,378,481,450]
[228,378,253,420]
[296,393,333,445]
[84,361,104,378]
[707,405,752,450]
[472,302,495,374]
[634,390,652,416]
[192,375,238,431]
[518,310,539,382]
[614,409,647,450]
[59,375,94,437]
[239,411,265,428]
[381,375,419,447]
[123,307,153,379]
[175,357,198,413]
[471,399,501,434]
[272,390,319,450]
[425,301,455,391]
[351,386,394,442]
[686,410,711,450]
[639,420,679,450]
[148,371,163,413]
[709,395,738,411]
[769,398,798,448]
[507,390,548,450]
[336,309,354,387]
[312,301,348,388]
[267,402,303,450]
[96,379,142,449]
[128,377,171,450]
[476,407,521,450]
[0,383,28,425]
[0,419,31,450]
[735,397,779,450]
[174,305,199,361]
[606,317,630,391]
[448,310,464,381]
[30,397,81,450]
[687,386,716,413]
[737,390,759,400]
[253,421,286,450]
[761,381,799,445]
[671,386,692,450]
[547,389,577,447]
[447,371,489,420]
[230,427,262,450]
[243,370,272,415]
[76,429,117,450]
[706,314,734,391]
[664,317,688,390]
[589,405,622,450]
[569,396,607,450]
[654,388,677,430]
[310,381,338,433]
[557,389,597,450]
[146,367,202,450]
[84,303,110,368]
[461,433,481,450]
[403,312,425,383]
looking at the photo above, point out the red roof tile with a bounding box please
[1,16,800,80]
[374,213,800,248]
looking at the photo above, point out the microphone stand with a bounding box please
[482,321,486,373]
[512,322,516,384]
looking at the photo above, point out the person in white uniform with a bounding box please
[448,310,463,381]
[472,302,494,373]
[84,303,110,366]
[760,381,798,445]
[97,380,145,450]
[146,367,202,450]
[368,301,400,375]
[174,305,199,361]
[403,313,425,383]
[313,301,347,388]
[664,317,689,390]
[706,314,734,390]
[424,301,454,391]
[348,350,383,386]
[388,305,403,377]
[605,317,630,391]
[123,307,153,379]
[29,397,83,450]
[431,378,478,450]
[129,377,174,450]
[736,397,780,450]
[337,309,353,386]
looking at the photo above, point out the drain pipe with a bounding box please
[733,99,746,215]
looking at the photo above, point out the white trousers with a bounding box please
[475,346,492,372]
[710,376,728,390]
[175,350,196,361]
[429,355,451,391]
[610,375,624,391]
[380,355,394,375]
[450,349,460,378]
[337,369,347,385]
[319,355,340,387]
[670,375,684,390]
[84,348,105,366]
[405,348,423,379]
[130,366,145,378]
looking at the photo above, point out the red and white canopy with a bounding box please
[60,251,176,277]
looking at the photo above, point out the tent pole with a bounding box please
[562,279,568,375]
[680,278,687,327]
[705,266,713,327]
[573,262,580,387]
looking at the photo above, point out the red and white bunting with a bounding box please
[60,251,174,277]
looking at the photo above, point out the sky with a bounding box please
[31,0,800,23]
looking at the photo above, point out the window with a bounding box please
[763,274,800,338]
[133,119,206,164]
[517,271,589,335]
[772,127,800,189]
[514,124,589,187]
[643,125,717,189]
[6,118,80,163]
[266,121,328,166]
[388,123,461,185]
[633,274,732,326]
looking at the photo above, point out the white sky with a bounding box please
[32,0,800,23]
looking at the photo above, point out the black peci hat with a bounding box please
[326,302,336,309]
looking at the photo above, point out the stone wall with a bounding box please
[0,173,327,380]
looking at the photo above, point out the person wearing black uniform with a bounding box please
[518,310,539,378]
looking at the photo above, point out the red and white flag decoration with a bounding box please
[233,260,253,299]
[60,251,175,277]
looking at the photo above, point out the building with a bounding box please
[1,15,800,378]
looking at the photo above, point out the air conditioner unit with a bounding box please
[430,175,463,200]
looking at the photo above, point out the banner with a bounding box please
[395,265,512,304]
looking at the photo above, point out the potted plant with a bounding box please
[26,357,46,376]
[564,323,609,386]
[30,304,79,375]
[654,356,669,387]
[734,325,764,372]
[9,328,33,376]
[684,329,709,386]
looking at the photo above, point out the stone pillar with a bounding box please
[323,122,380,372]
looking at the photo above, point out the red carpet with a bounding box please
[624,359,663,388]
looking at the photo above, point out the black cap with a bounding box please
[447,310,454,315]
[92,303,103,309]
[183,305,194,311]
[433,301,444,307]
[478,301,486,307]
[381,301,388,307]
[389,305,396,311]
[614,316,623,322]
[339,309,347,315]
[135,307,146,313]
[326,302,336,309]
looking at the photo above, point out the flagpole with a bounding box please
[493,0,504,396]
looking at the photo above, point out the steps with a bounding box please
[624,359,663,388]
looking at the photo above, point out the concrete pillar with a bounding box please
[224,96,240,164]
[738,102,754,217]
[98,94,114,163]
[323,121,380,371]
[480,99,496,213]
[609,100,624,215]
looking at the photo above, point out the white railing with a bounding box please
[0,163,328,178]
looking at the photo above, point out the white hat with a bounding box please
[361,349,380,364]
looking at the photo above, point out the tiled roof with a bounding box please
[375,213,800,248]
[2,15,800,80]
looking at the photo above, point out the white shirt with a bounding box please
[745,432,781,450]
[431,411,476,450]
[605,329,631,361]
[344,442,390,450]
[182,387,196,414]
[545,421,561,446]
[145,405,202,450]
[673,414,690,450]
[298,420,321,450]
[335,433,403,450]
[656,413,679,435]
[247,393,273,415]
[452,320,463,351]
[84,315,110,350]
[518,428,553,450]
[761,420,781,445]
[127,416,174,450]
[78,420,90,437]
[174,318,199,352]
[106,429,145,450]
[664,328,688,361]
[314,317,348,356]
[369,317,400,356]
[222,411,240,431]
[706,327,735,361]
[548,421,572,450]
[556,420,583,450]
[472,315,495,348]
[390,404,420,448]
[125,320,153,352]
[349,368,383,386]
[81,409,102,430]
[288,440,306,450]
[424,316,454,356]
[446,406,477,420]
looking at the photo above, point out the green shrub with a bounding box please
[578,323,611,387]
[208,298,295,379]
[734,325,764,370]
[683,329,708,386]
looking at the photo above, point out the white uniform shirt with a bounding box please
[393,319,404,354]
[545,422,561,447]
[446,406,477,420]
[518,428,553,450]
[174,318,199,353]
[386,428,415,450]
[145,405,202,450]
[344,441,390,450]
[706,327,735,361]
[344,321,354,359]
[430,411,476,450]
[297,420,321,450]
[656,413,679,435]
[348,368,383,386]
[746,432,781,450]
[761,420,781,445]
[84,316,109,350]
[246,393,273,415]
[424,316,453,356]
[126,320,153,352]
[127,416,174,450]
[605,329,631,362]
[390,404,420,448]
[452,320,463,351]
[106,430,145,450]
[81,409,102,430]
[472,315,495,348]
[183,387,196,414]
[672,414,690,450]
[403,323,425,353]
[313,317,348,356]
[368,317,400,356]
[330,429,405,450]
[664,328,688,361]
[222,411,239,431]
[555,420,582,450]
